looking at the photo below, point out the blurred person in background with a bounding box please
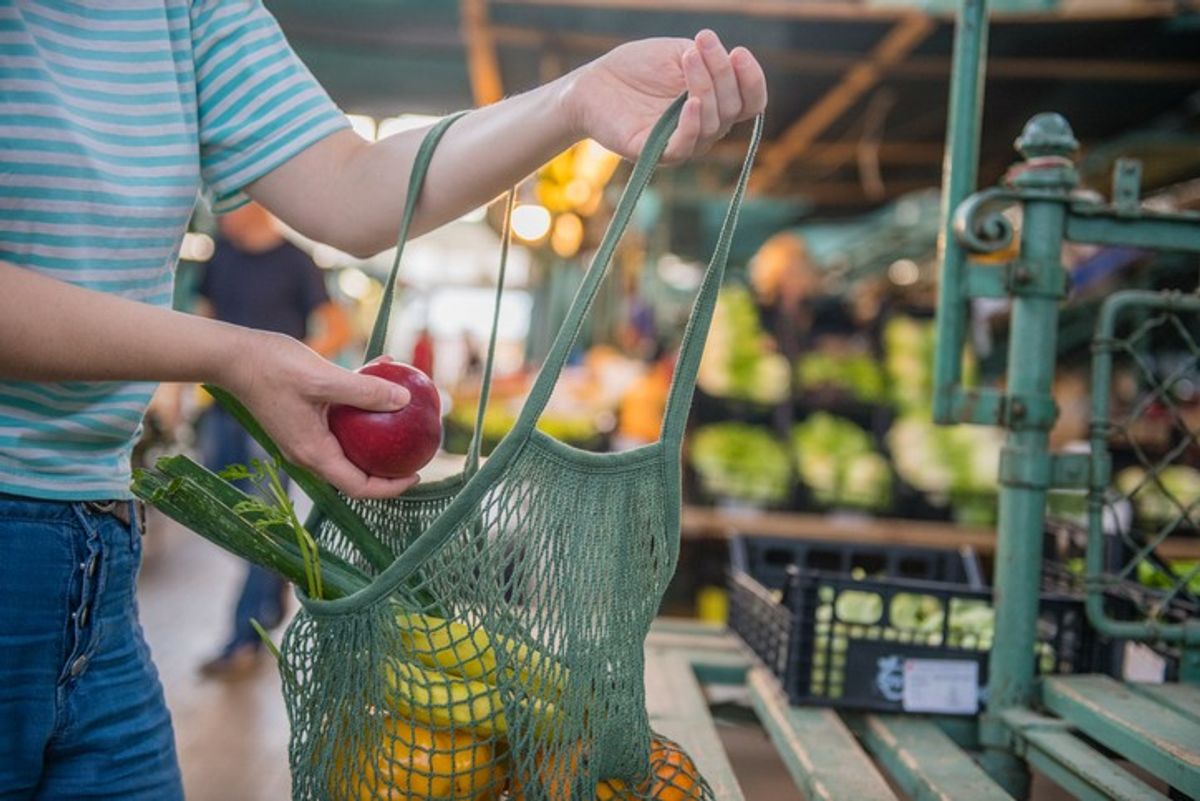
[0,1,765,794]
[412,325,436,379]
[193,202,350,678]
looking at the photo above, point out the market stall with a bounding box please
[133,1,1200,798]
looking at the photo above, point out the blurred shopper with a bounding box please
[0,1,765,793]
[616,344,676,449]
[194,203,350,678]
[412,326,437,379]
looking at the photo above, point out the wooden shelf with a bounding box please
[680,504,1200,560]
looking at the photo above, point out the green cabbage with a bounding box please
[698,285,790,404]
[690,422,791,505]
[792,413,892,510]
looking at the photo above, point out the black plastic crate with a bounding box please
[728,535,1094,714]
[730,534,979,591]
[1042,518,1198,681]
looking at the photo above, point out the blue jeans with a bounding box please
[0,495,183,801]
[200,407,288,653]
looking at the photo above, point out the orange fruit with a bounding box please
[645,738,701,801]
[330,717,506,801]
[509,739,702,801]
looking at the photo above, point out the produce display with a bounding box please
[887,414,1002,524]
[689,422,791,505]
[795,351,886,403]
[1116,464,1200,527]
[688,305,1003,520]
[697,284,789,404]
[807,584,1056,699]
[1136,559,1200,595]
[446,401,600,453]
[790,413,891,510]
[329,361,443,478]
[882,315,939,411]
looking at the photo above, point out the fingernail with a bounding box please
[700,29,719,50]
[391,387,410,405]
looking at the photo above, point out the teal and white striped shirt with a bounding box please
[0,0,349,500]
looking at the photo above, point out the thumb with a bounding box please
[326,371,410,412]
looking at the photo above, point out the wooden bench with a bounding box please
[645,620,1013,800]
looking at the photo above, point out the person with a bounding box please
[412,325,437,380]
[194,201,351,678]
[0,2,766,797]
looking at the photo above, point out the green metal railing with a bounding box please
[931,0,1200,794]
[1088,292,1200,678]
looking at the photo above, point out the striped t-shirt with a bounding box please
[0,0,349,500]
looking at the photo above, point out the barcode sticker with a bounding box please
[902,659,979,714]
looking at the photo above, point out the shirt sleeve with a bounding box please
[191,0,350,213]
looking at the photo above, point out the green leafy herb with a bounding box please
[221,458,324,600]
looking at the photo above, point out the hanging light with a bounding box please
[888,258,920,286]
[551,212,584,258]
[510,204,552,242]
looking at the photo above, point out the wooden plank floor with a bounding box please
[138,510,293,801]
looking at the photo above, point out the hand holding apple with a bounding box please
[328,361,443,479]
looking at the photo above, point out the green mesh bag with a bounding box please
[285,98,761,801]
[174,97,760,800]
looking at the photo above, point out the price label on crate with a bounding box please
[902,659,980,714]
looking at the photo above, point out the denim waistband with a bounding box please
[0,492,128,522]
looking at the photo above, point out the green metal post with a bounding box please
[932,0,990,424]
[979,115,1080,797]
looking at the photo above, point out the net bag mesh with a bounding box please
[278,98,762,801]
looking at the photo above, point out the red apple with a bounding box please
[328,362,442,478]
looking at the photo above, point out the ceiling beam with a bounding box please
[493,0,1196,22]
[709,139,947,165]
[491,27,1200,84]
[776,178,937,205]
[901,55,1200,83]
[750,14,935,193]
[460,0,504,106]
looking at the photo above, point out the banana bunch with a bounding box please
[384,611,566,741]
[396,612,568,699]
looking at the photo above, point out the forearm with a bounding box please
[248,77,580,257]
[0,260,252,386]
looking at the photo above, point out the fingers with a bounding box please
[695,30,743,132]
[292,433,420,499]
[663,96,703,164]
[322,369,410,412]
[731,46,768,117]
[683,45,721,146]
[673,31,766,160]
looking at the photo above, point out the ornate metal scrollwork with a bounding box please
[952,187,1021,255]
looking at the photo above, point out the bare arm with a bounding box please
[0,32,765,501]
[0,260,416,498]
[248,32,767,257]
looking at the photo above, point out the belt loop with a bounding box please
[129,500,143,546]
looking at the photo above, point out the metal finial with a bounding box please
[1015,113,1079,160]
